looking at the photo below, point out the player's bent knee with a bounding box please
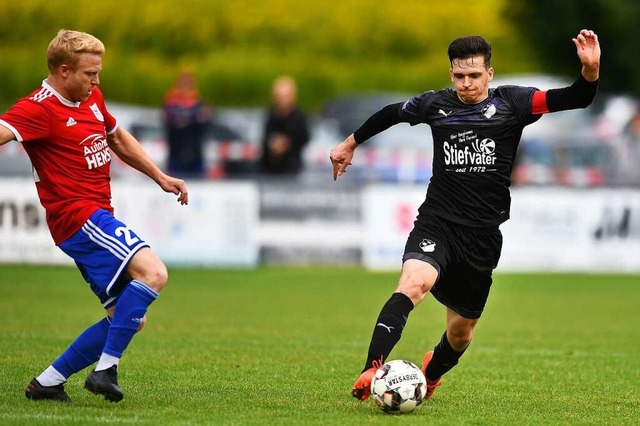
[397,274,430,304]
[448,322,476,349]
[143,264,168,292]
[128,248,169,292]
[153,265,169,290]
[449,332,472,349]
[398,271,436,301]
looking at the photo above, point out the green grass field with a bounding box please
[1,265,638,425]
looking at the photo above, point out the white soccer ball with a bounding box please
[370,359,427,414]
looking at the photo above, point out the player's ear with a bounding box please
[449,68,454,83]
[487,67,494,81]
[59,64,70,78]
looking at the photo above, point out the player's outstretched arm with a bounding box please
[330,134,357,181]
[329,102,405,181]
[572,29,600,82]
[536,30,601,114]
[108,127,188,205]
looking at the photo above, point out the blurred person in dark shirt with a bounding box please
[260,76,309,175]
[163,69,210,178]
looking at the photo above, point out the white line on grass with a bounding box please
[0,412,142,424]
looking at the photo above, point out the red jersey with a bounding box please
[0,81,118,244]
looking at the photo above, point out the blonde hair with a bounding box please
[47,29,105,72]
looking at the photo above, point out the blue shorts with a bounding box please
[59,209,150,309]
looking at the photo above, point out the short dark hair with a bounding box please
[447,36,492,68]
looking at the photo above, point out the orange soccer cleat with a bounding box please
[351,358,383,401]
[421,350,443,399]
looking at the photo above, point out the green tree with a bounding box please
[0,0,532,109]
[505,0,640,95]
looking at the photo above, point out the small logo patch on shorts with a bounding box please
[419,239,436,253]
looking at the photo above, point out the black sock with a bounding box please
[363,292,414,371]
[425,331,469,380]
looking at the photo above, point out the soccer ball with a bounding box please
[370,359,427,414]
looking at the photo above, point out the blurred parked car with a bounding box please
[590,93,640,141]
[511,140,556,186]
[512,138,615,187]
[555,139,614,187]
[304,92,434,184]
[493,75,619,187]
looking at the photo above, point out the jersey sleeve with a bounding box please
[495,86,540,125]
[538,75,599,113]
[399,90,436,124]
[0,99,50,142]
[353,103,403,144]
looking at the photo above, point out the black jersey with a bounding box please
[399,86,541,228]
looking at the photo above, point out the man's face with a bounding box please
[449,55,493,104]
[62,53,102,103]
[273,80,296,112]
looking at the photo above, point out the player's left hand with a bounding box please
[160,176,189,205]
[572,29,600,81]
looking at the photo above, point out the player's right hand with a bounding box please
[160,175,189,205]
[329,134,357,181]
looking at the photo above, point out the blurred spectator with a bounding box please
[260,76,310,175]
[163,69,210,178]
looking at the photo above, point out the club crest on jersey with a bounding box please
[482,103,497,118]
[89,103,104,122]
[79,133,111,169]
[419,239,436,253]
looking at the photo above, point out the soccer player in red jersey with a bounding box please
[330,29,601,401]
[0,30,189,403]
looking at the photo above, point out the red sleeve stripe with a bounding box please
[531,90,549,114]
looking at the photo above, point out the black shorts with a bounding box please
[402,212,503,319]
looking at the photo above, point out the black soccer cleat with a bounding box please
[25,378,72,402]
[84,365,124,402]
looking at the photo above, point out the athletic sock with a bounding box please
[42,316,111,384]
[425,331,469,380]
[363,292,414,371]
[100,280,158,364]
[35,366,67,387]
[95,353,120,371]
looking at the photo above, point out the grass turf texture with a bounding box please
[0,265,638,425]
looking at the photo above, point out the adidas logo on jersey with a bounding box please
[66,117,77,127]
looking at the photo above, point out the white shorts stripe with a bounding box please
[81,224,126,260]
[81,220,129,259]
[84,219,131,255]
[102,297,117,309]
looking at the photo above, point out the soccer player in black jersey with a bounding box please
[330,29,601,402]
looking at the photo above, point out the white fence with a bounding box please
[1,178,639,273]
[362,185,640,273]
[0,179,259,268]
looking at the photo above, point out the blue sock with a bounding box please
[52,317,111,378]
[103,280,158,357]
